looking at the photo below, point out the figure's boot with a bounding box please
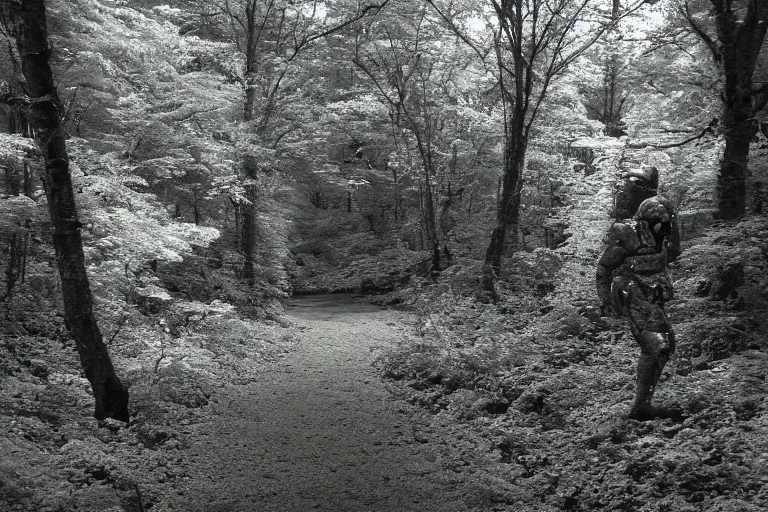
[628,344,682,421]
[628,353,659,420]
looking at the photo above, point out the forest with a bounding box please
[0,0,767,510]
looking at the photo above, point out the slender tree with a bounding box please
[0,9,29,136]
[682,0,768,219]
[427,0,648,296]
[353,6,445,270]
[10,0,129,421]
[198,0,390,281]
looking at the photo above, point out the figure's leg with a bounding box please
[628,329,672,420]
[625,289,678,420]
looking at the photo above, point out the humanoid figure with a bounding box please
[596,196,681,420]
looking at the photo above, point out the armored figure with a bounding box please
[597,196,681,420]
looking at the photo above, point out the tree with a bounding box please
[681,0,768,219]
[0,26,29,136]
[186,0,390,281]
[8,0,129,422]
[353,4,498,270]
[427,0,648,296]
[579,29,634,137]
[353,6,445,269]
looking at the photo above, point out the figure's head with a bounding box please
[635,195,675,245]
[614,165,660,220]
[635,195,673,221]
[626,165,659,190]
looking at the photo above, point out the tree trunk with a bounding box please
[240,1,260,284]
[234,209,241,250]
[241,201,255,283]
[482,133,525,295]
[243,0,258,122]
[23,160,32,197]
[16,0,128,421]
[241,158,258,284]
[419,159,443,271]
[193,188,200,225]
[244,86,257,123]
[241,197,256,283]
[5,229,20,299]
[717,67,755,219]
[711,1,768,219]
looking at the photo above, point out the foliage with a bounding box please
[2,0,768,508]
[379,136,768,511]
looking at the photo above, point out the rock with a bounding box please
[134,285,173,315]
[24,358,49,379]
[694,279,712,297]
[713,260,744,301]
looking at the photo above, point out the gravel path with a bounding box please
[161,295,469,511]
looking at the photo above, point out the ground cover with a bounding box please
[377,145,768,510]
[0,256,295,511]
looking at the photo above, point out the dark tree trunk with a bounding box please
[244,85,257,125]
[240,1,259,285]
[23,160,32,197]
[241,197,256,282]
[242,0,258,122]
[2,222,29,299]
[709,0,768,219]
[482,134,525,295]
[5,229,20,299]
[4,164,21,195]
[717,63,757,219]
[419,158,442,272]
[241,158,258,284]
[234,210,241,249]
[16,0,129,422]
[391,167,400,222]
[192,188,200,225]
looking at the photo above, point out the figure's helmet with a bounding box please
[635,196,675,248]
[614,165,659,220]
[634,195,674,222]
[626,165,659,190]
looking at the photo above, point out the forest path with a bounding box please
[160,294,470,512]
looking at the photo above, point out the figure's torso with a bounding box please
[611,220,673,298]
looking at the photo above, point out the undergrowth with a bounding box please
[379,213,768,510]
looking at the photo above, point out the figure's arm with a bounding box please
[596,222,634,309]
[596,244,627,307]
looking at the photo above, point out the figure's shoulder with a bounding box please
[608,220,636,241]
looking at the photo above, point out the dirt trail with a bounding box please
[160,295,469,512]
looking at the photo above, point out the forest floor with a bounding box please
[1,292,496,512]
[157,293,475,512]
[2,238,767,512]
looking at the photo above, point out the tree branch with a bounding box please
[627,118,718,149]
[681,0,721,63]
[301,1,391,48]
[424,0,491,64]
